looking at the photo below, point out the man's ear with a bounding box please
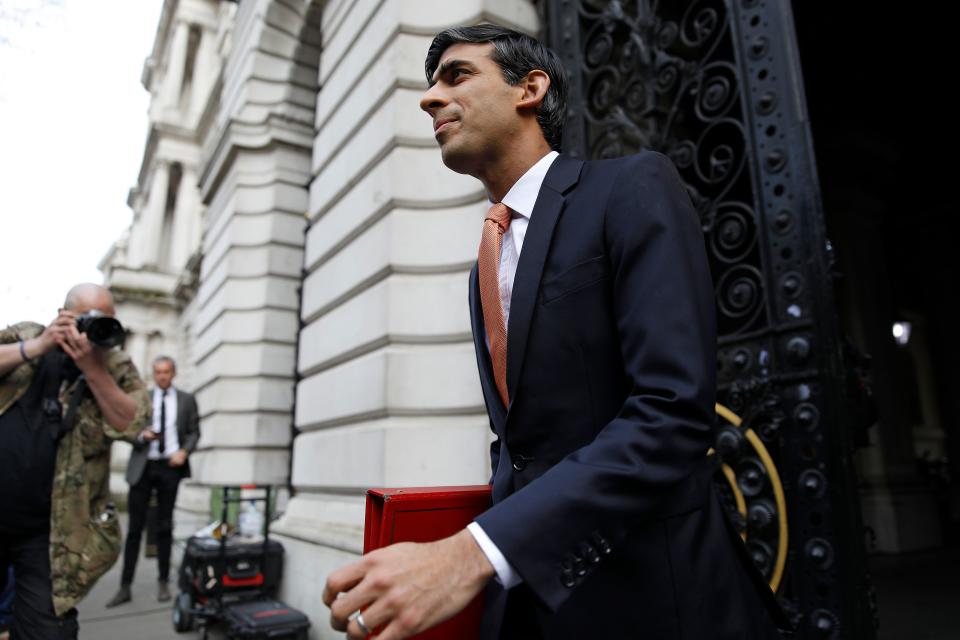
[516,69,551,111]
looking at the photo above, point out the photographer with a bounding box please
[0,283,151,639]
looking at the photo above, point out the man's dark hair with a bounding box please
[425,25,568,152]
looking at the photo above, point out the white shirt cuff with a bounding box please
[467,522,522,589]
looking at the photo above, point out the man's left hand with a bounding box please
[168,449,188,467]
[323,529,495,640]
[58,324,106,375]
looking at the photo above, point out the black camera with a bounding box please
[75,311,126,349]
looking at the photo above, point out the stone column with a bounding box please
[924,267,960,536]
[192,0,316,489]
[272,1,539,633]
[161,20,191,113]
[168,166,199,273]
[836,207,942,552]
[189,27,218,118]
[124,213,147,270]
[906,319,947,460]
[141,160,171,269]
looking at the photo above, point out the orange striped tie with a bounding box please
[479,203,512,408]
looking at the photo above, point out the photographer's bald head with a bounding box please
[62,283,116,317]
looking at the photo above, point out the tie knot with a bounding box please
[486,203,512,232]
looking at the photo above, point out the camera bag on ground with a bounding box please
[222,599,310,640]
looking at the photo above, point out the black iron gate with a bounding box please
[543,1,875,637]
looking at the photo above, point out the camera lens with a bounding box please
[77,314,125,348]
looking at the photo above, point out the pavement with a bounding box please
[77,514,225,639]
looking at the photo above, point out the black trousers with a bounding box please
[0,530,79,640]
[121,460,182,585]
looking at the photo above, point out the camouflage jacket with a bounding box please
[1,322,151,616]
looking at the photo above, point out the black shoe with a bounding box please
[106,584,131,608]
[158,581,171,602]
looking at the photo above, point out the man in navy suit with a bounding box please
[324,25,788,640]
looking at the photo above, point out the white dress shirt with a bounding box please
[468,150,559,589]
[148,386,180,460]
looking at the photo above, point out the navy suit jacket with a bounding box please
[469,152,788,638]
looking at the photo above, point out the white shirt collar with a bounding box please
[155,385,176,397]
[492,150,559,219]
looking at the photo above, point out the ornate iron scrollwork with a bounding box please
[563,0,770,337]
[545,1,876,637]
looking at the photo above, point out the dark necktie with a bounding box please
[159,389,167,456]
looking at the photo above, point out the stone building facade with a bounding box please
[101,0,538,634]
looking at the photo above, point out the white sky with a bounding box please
[0,0,163,327]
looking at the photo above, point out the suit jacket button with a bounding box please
[591,531,612,555]
[560,570,576,588]
[572,555,586,577]
[511,454,531,471]
[583,544,600,564]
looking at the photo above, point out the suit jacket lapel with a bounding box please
[505,155,584,404]
[469,264,507,428]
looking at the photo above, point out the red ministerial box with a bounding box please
[364,485,492,640]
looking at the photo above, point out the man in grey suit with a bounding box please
[106,355,199,606]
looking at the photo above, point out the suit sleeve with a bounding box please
[474,151,717,611]
[181,393,201,453]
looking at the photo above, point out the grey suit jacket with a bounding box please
[126,388,200,486]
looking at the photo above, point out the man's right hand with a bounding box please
[31,311,75,357]
[140,429,159,442]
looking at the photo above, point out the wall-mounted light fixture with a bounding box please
[892,322,912,347]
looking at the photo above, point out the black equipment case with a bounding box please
[172,486,310,639]
[223,599,311,639]
[179,534,284,600]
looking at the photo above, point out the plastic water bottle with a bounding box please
[238,500,262,538]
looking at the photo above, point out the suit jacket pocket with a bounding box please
[541,255,608,305]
